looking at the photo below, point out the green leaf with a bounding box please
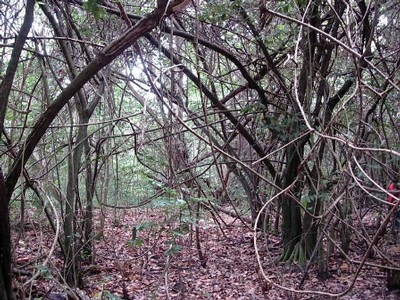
[134,238,143,247]
[277,24,285,31]
[35,264,53,279]
[104,291,123,300]
[165,244,181,256]
[171,229,185,237]
[128,238,143,247]
[83,0,105,20]
[300,195,310,209]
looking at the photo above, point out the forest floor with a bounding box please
[12,207,400,299]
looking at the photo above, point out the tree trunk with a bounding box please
[96,149,111,239]
[339,200,352,255]
[301,170,323,259]
[0,169,14,300]
[280,144,303,262]
[302,197,320,259]
[84,139,94,261]
[64,146,81,287]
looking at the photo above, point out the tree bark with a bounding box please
[0,169,13,300]
[280,144,303,261]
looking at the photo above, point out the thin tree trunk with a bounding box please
[0,1,35,298]
[0,169,13,300]
[64,144,81,287]
[84,139,94,261]
[280,143,303,262]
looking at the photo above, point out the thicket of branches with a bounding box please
[0,0,399,298]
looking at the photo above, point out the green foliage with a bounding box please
[171,223,190,237]
[241,102,266,114]
[82,0,105,20]
[300,194,311,210]
[153,196,185,209]
[264,113,306,142]
[127,221,157,247]
[279,0,306,13]
[128,238,143,247]
[198,1,240,23]
[300,190,330,211]
[34,265,53,280]
[100,291,124,300]
[281,2,291,14]
[164,243,181,256]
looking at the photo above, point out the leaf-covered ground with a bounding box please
[12,207,400,299]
